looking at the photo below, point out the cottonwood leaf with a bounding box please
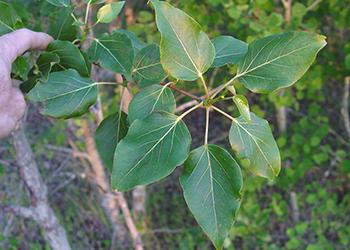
[28,69,97,119]
[237,31,327,93]
[0,1,22,35]
[96,112,128,172]
[48,7,77,41]
[180,144,243,250]
[232,95,251,122]
[229,113,280,180]
[128,84,175,124]
[46,0,70,7]
[112,112,191,191]
[132,44,167,87]
[152,0,215,81]
[88,32,134,80]
[36,52,60,79]
[212,35,248,67]
[97,2,125,23]
[47,40,91,77]
[20,52,60,93]
[115,29,146,54]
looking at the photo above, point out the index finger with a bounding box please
[0,28,53,65]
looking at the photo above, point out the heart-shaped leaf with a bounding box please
[112,112,191,191]
[96,112,128,171]
[229,112,280,180]
[151,0,215,81]
[47,40,91,77]
[132,44,167,87]
[212,35,248,67]
[128,84,176,124]
[237,31,326,93]
[28,69,97,119]
[97,1,125,23]
[48,7,77,41]
[88,32,134,80]
[180,144,243,250]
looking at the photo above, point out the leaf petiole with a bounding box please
[204,108,210,145]
[177,102,203,121]
[211,105,236,122]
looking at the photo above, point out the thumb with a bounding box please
[0,28,53,65]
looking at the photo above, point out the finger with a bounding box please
[12,79,22,88]
[0,28,53,65]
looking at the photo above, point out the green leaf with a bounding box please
[96,112,128,172]
[36,52,61,79]
[114,29,146,54]
[12,56,29,81]
[28,69,97,119]
[212,36,248,67]
[132,44,167,87]
[229,113,281,180]
[97,1,125,23]
[112,112,191,191]
[237,31,326,93]
[47,40,91,77]
[128,84,176,124]
[20,52,60,93]
[46,0,70,7]
[0,1,22,36]
[48,7,77,41]
[152,0,215,81]
[180,144,243,250]
[232,95,251,122]
[88,32,134,80]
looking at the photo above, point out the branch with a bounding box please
[176,99,199,113]
[45,144,90,160]
[114,192,144,250]
[161,82,202,101]
[341,77,350,139]
[11,123,71,250]
[306,0,323,11]
[1,205,36,220]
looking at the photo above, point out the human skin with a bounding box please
[0,29,52,139]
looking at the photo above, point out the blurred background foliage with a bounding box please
[0,0,350,249]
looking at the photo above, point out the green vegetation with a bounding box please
[0,0,349,249]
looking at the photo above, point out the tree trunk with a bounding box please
[11,124,71,250]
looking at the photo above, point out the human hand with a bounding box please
[0,29,53,139]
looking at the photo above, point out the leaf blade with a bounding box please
[237,31,326,93]
[88,32,134,80]
[212,35,248,67]
[229,113,280,179]
[28,69,97,119]
[47,40,91,77]
[97,1,125,24]
[151,0,215,81]
[96,112,128,171]
[132,44,167,87]
[180,144,243,249]
[128,84,176,124]
[112,112,191,191]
